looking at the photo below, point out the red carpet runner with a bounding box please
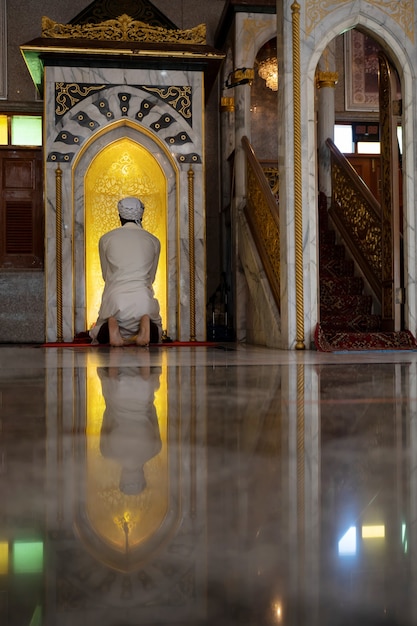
[40,330,219,347]
[316,195,417,352]
[315,324,417,352]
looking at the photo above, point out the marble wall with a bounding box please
[0,273,44,343]
[220,12,278,344]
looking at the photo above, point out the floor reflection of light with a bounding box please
[338,526,357,556]
[30,605,42,626]
[84,353,168,551]
[402,523,408,553]
[362,525,385,538]
[272,599,283,623]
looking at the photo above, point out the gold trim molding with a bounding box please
[306,0,414,42]
[292,1,305,350]
[42,14,207,44]
[188,166,196,342]
[55,166,63,343]
[316,70,338,89]
[220,97,235,112]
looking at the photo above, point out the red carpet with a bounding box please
[42,339,218,348]
[41,330,219,347]
[315,323,417,352]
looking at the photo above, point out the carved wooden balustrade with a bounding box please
[326,138,382,304]
[242,136,280,311]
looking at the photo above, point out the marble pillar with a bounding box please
[316,43,337,203]
[232,12,278,343]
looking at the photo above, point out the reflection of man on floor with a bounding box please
[89,196,162,347]
[98,352,162,495]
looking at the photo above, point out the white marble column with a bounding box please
[232,12,278,342]
[316,43,337,204]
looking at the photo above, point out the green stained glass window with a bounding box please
[12,540,43,573]
[11,115,42,146]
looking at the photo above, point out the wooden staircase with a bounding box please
[318,194,381,335]
[317,194,417,351]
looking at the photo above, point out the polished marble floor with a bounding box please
[1,343,417,625]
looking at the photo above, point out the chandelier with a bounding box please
[257,38,278,91]
[258,56,278,91]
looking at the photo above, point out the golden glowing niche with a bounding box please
[85,356,168,553]
[85,138,167,331]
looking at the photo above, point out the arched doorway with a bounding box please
[73,121,178,339]
[315,27,409,349]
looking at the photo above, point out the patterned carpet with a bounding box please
[316,195,417,352]
[315,324,417,352]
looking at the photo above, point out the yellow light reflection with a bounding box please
[85,353,168,552]
[0,541,8,574]
[85,137,167,332]
[272,600,283,623]
[362,525,385,538]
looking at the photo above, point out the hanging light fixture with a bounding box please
[258,56,278,91]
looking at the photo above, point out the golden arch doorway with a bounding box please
[85,138,167,332]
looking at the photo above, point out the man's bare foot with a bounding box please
[136,315,150,346]
[108,317,124,347]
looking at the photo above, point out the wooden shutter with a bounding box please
[0,148,43,269]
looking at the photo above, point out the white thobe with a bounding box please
[90,222,162,342]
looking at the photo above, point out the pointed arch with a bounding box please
[72,120,179,337]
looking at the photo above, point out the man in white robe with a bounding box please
[89,196,162,346]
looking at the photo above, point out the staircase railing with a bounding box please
[242,136,280,311]
[326,138,382,303]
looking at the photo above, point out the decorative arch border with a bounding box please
[48,82,201,166]
[305,0,414,42]
[72,119,180,337]
[236,13,276,70]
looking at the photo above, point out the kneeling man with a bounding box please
[90,196,162,347]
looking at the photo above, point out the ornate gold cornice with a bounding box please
[42,14,207,44]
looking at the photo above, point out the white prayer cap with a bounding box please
[118,196,144,223]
